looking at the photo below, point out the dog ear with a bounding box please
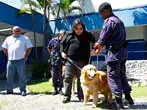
[84,72,88,78]
[95,71,100,79]
[80,71,87,83]
[97,71,108,82]
[81,67,86,74]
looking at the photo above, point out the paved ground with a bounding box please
[0,80,147,110]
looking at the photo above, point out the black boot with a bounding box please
[52,87,59,95]
[59,88,64,95]
[78,95,84,102]
[125,93,134,105]
[62,96,70,103]
[115,97,124,109]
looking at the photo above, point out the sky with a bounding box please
[92,0,147,9]
[0,0,147,10]
[0,0,22,9]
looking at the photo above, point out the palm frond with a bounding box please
[68,6,82,14]
[60,0,76,9]
[18,8,31,14]
[36,0,52,7]
[21,0,42,10]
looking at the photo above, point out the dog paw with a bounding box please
[92,104,97,108]
[83,101,87,105]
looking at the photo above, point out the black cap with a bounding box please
[99,2,112,13]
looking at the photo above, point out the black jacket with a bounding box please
[60,31,95,63]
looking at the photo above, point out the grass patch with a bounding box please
[27,79,147,98]
[27,79,52,94]
[132,85,147,98]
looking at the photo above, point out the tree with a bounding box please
[53,0,83,33]
[36,0,83,60]
[19,0,42,59]
[19,0,83,58]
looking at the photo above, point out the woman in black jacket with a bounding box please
[61,19,95,103]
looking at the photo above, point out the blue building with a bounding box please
[0,1,147,74]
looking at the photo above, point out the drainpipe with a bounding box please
[144,25,147,59]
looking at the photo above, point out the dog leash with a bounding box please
[66,57,82,71]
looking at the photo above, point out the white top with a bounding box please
[2,34,33,60]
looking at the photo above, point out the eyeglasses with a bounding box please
[14,30,20,32]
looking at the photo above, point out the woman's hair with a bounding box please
[72,19,85,32]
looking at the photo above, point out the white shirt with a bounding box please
[2,34,33,60]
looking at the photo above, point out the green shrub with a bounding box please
[31,59,51,79]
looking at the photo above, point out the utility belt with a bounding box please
[48,56,61,65]
[109,40,128,52]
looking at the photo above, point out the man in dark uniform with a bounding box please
[47,30,65,95]
[94,2,134,109]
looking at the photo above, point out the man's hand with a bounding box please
[2,48,8,56]
[25,56,28,61]
[61,52,67,59]
[94,43,104,55]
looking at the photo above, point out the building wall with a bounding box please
[0,2,147,75]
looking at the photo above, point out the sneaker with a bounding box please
[125,93,134,105]
[62,97,70,103]
[21,91,26,96]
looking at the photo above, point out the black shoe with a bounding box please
[59,90,64,95]
[7,91,13,94]
[125,93,134,105]
[115,97,124,109]
[77,93,84,102]
[62,97,70,103]
[78,97,84,102]
[21,91,26,96]
[52,90,59,95]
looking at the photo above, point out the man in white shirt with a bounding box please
[2,26,33,96]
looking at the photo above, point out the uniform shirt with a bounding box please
[2,34,33,60]
[47,37,61,57]
[47,37,62,66]
[97,14,128,63]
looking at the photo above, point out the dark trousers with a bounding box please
[64,61,85,99]
[51,65,63,89]
[107,60,131,98]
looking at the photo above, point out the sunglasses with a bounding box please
[75,27,83,30]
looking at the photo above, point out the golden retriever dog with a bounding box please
[81,64,112,108]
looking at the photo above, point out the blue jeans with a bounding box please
[7,59,26,93]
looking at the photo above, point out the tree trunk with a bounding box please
[54,4,61,34]
[30,4,37,60]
